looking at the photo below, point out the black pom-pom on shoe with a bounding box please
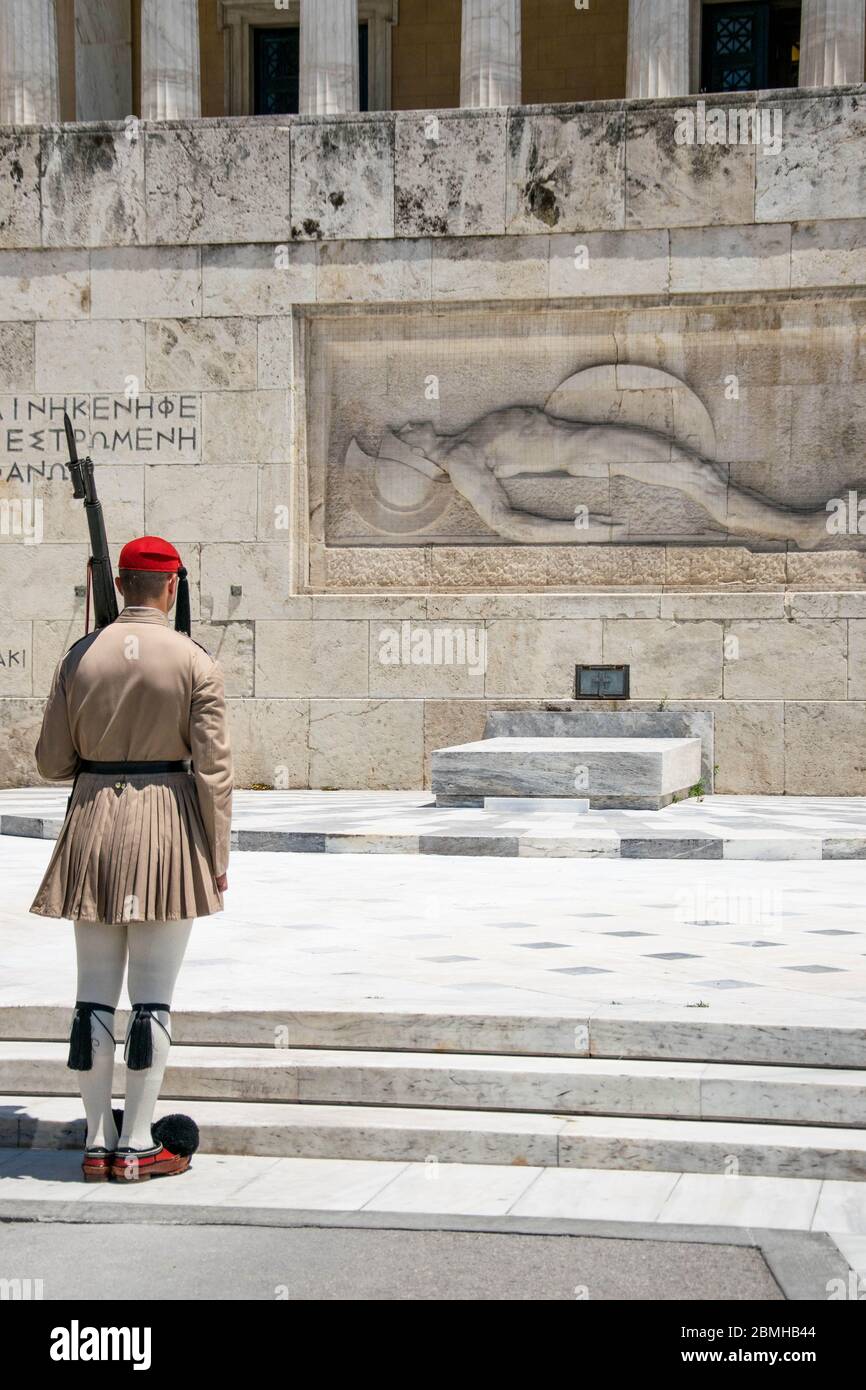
[151,1113,200,1158]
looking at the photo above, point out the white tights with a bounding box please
[73,918,193,1152]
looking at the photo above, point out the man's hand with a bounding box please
[216,873,228,892]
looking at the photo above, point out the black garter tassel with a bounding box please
[124,1003,171,1071]
[67,1002,116,1071]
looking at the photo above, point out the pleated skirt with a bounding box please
[30,771,223,924]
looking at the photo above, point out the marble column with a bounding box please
[626,0,691,99]
[75,0,133,120]
[0,0,60,123]
[459,0,521,108]
[799,0,866,86]
[299,0,359,116]
[140,0,200,120]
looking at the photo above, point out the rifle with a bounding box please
[64,411,119,632]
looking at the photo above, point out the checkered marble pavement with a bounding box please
[4,788,866,859]
[3,832,864,1025]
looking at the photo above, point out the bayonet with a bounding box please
[64,411,119,631]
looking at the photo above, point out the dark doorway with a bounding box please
[700,2,801,92]
[253,24,369,114]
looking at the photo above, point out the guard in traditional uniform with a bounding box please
[30,536,233,1182]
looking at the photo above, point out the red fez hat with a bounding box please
[118,535,191,636]
[119,535,183,573]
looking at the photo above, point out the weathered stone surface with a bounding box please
[202,390,290,464]
[395,111,506,237]
[291,118,394,241]
[321,547,429,590]
[200,543,307,621]
[791,218,866,289]
[309,698,424,789]
[625,106,755,229]
[256,463,292,541]
[845,620,866,698]
[22,460,144,546]
[256,619,368,698]
[723,619,847,700]
[506,108,625,233]
[0,131,40,248]
[428,545,666,589]
[669,225,791,293]
[786,550,866,589]
[318,238,431,302]
[0,698,47,785]
[145,463,257,542]
[146,123,291,245]
[540,593,661,618]
[191,621,254,697]
[660,593,786,620]
[784,702,866,794]
[226,697,309,788]
[90,245,201,319]
[145,317,257,391]
[370,619,488,697]
[0,545,88,620]
[756,95,866,223]
[713,700,784,795]
[0,321,34,389]
[256,318,294,389]
[602,619,723,698]
[549,229,669,297]
[34,319,144,392]
[431,235,548,300]
[665,548,786,589]
[202,242,316,315]
[41,126,145,247]
[0,250,90,320]
[484,619,602,697]
[0,619,30,694]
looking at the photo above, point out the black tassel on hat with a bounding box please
[174,565,191,637]
[124,1003,171,1071]
[67,1002,116,1071]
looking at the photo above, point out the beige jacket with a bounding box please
[31,607,233,924]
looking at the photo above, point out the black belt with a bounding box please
[78,760,190,775]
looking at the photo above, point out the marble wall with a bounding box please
[0,88,865,792]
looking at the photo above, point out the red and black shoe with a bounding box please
[109,1114,200,1183]
[81,1107,125,1182]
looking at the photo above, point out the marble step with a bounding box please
[5,1095,865,1181]
[432,736,703,810]
[1,1004,862,1067]
[2,1042,865,1127]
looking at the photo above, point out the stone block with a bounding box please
[145,123,291,245]
[144,463,257,543]
[226,697,309,788]
[669,225,791,293]
[145,318,257,391]
[256,463,292,541]
[370,618,488,697]
[291,118,394,240]
[723,620,846,700]
[200,543,308,621]
[190,621,254,698]
[309,698,424,789]
[0,545,88,620]
[0,619,31,694]
[784,702,866,795]
[0,250,90,320]
[256,319,294,389]
[432,736,702,809]
[505,108,625,233]
[255,619,368,698]
[395,111,506,237]
[41,126,145,248]
[0,322,35,390]
[791,218,866,289]
[548,229,669,297]
[90,246,200,320]
[713,700,784,795]
[602,619,723,698]
[0,698,46,785]
[756,95,866,223]
[202,390,290,464]
[0,131,41,248]
[484,619,603,697]
[34,319,144,392]
[201,243,316,316]
[317,237,431,302]
[625,105,755,229]
[431,235,549,300]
